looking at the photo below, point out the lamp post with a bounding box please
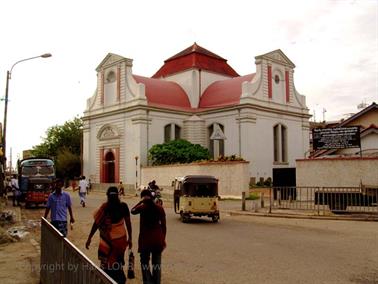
[2,53,51,172]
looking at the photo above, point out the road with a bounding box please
[22,190,378,284]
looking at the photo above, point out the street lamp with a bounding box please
[2,53,52,172]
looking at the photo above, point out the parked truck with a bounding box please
[18,157,55,208]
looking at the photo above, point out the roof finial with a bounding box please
[192,42,198,51]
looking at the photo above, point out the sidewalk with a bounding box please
[219,200,378,222]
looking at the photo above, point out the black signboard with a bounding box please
[312,126,361,150]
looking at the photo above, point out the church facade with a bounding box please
[82,43,311,186]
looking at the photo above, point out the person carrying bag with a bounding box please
[127,250,135,279]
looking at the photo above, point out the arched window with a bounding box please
[164,123,181,143]
[273,124,288,163]
[208,123,225,159]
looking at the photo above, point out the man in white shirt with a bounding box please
[11,174,20,206]
[79,176,88,207]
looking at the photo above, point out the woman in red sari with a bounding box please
[86,186,132,284]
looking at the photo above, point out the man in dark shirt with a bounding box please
[131,189,166,284]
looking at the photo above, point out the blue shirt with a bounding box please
[46,191,72,222]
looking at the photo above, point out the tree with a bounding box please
[148,139,210,165]
[31,117,82,178]
[55,147,81,179]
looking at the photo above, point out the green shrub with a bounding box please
[148,139,210,165]
[246,193,259,200]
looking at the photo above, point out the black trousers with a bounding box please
[140,251,162,284]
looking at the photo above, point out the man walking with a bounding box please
[131,189,166,284]
[11,174,20,206]
[118,181,125,196]
[44,178,75,237]
[79,176,88,207]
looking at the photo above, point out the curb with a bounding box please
[223,210,378,222]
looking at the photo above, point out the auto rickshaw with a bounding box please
[173,175,220,223]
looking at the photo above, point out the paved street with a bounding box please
[22,190,378,284]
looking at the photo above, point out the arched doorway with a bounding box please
[104,151,115,183]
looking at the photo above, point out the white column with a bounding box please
[170,123,175,140]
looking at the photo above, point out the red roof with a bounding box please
[361,124,378,135]
[199,74,255,108]
[133,75,192,109]
[152,43,239,78]
[363,124,378,130]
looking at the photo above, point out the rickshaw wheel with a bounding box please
[212,214,219,223]
[180,212,190,223]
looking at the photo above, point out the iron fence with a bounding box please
[268,186,378,215]
[40,217,116,284]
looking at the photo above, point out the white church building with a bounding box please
[82,43,310,186]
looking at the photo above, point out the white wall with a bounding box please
[141,161,250,197]
[236,108,308,180]
[271,63,286,104]
[200,70,231,95]
[296,158,378,187]
[362,133,378,153]
[200,110,240,156]
[146,111,189,147]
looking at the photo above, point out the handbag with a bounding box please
[127,251,135,279]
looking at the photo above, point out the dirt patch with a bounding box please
[0,238,40,284]
[0,202,40,284]
[0,205,19,244]
[0,227,16,244]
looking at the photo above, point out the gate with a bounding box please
[272,168,296,200]
[269,187,378,214]
[40,217,116,284]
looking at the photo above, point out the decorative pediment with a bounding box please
[97,124,120,140]
[96,53,133,72]
[255,49,295,68]
[210,124,227,140]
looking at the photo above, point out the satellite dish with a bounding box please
[357,102,367,110]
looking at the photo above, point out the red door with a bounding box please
[104,151,115,183]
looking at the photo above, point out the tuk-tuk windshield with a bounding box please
[183,183,217,197]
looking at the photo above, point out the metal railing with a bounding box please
[267,186,378,215]
[40,217,117,284]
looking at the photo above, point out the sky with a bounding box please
[0,0,377,168]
